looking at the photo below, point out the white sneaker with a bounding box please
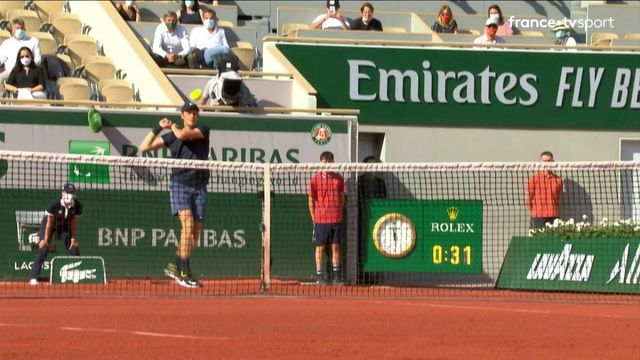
[29,279,37,286]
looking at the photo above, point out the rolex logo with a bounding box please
[447,206,459,221]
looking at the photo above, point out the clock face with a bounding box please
[372,213,417,258]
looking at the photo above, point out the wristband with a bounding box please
[152,124,162,135]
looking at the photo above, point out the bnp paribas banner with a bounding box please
[275,43,639,129]
[497,237,640,294]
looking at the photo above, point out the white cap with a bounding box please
[486,17,498,26]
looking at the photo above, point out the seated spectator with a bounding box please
[5,46,46,99]
[473,18,506,46]
[187,9,230,69]
[177,0,203,25]
[198,55,257,107]
[311,0,350,30]
[151,11,190,68]
[431,5,458,34]
[0,18,41,81]
[487,4,512,36]
[551,21,577,51]
[115,0,140,22]
[350,2,382,31]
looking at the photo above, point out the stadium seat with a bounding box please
[57,76,90,88]
[63,33,96,46]
[383,26,407,33]
[48,10,80,24]
[592,37,613,48]
[458,29,481,35]
[30,31,57,56]
[58,81,90,101]
[32,1,66,22]
[98,78,131,93]
[0,29,10,43]
[67,39,98,68]
[0,1,25,20]
[100,81,134,103]
[235,41,253,49]
[624,32,640,40]
[231,47,255,71]
[590,32,619,45]
[7,9,42,32]
[51,16,83,45]
[218,20,234,28]
[521,31,544,37]
[84,57,116,82]
[281,23,309,37]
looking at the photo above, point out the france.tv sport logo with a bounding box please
[508,16,615,31]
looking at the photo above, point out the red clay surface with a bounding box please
[1,296,638,359]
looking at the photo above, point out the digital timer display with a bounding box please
[432,245,472,265]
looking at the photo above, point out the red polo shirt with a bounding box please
[527,171,563,217]
[309,172,345,223]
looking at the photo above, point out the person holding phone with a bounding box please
[310,0,350,30]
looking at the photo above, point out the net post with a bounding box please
[261,164,272,293]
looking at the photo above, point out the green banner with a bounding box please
[1,189,317,281]
[276,44,640,129]
[365,199,483,273]
[50,256,107,284]
[68,140,111,184]
[497,237,640,294]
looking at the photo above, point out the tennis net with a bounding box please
[0,150,638,303]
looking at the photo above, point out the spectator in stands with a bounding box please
[0,18,41,81]
[309,151,345,285]
[187,9,230,69]
[115,0,140,22]
[311,0,350,30]
[431,5,458,34]
[473,17,506,46]
[5,46,46,99]
[551,21,577,51]
[350,2,382,31]
[29,183,83,286]
[198,56,257,107]
[177,0,204,25]
[487,4,512,36]
[525,151,563,230]
[151,11,190,68]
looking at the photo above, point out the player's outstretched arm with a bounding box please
[139,118,172,152]
[170,122,204,141]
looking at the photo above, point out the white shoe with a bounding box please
[29,279,37,286]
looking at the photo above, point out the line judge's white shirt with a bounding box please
[189,26,229,50]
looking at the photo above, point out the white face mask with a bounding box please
[490,13,500,21]
[185,0,195,7]
[20,56,31,66]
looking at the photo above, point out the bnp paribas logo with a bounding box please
[311,123,332,145]
[447,206,459,221]
[68,140,110,184]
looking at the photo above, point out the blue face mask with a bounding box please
[490,14,500,22]
[204,19,215,29]
[14,29,25,40]
[555,30,566,38]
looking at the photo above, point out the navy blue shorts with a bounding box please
[170,182,207,221]
[313,223,342,246]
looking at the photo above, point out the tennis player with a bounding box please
[139,101,210,288]
[29,183,83,285]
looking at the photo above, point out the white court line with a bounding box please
[0,323,228,341]
[382,301,640,319]
[59,326,228,340]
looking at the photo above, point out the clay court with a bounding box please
[1,280,638,359]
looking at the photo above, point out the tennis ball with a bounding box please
[189,89,202,101]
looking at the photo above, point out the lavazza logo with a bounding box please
[527,244,594,282]
[60,261,97,283]
[607,243,640,286]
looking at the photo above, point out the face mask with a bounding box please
[490,14,500,21]
[20,56,31,66]
[14,29,25,40]
[204,19,215,28]
[125,0,134,6]
[62,192,76,207]
[555,30,566,38]
[165,22,177,31]
[185,0,195,7]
